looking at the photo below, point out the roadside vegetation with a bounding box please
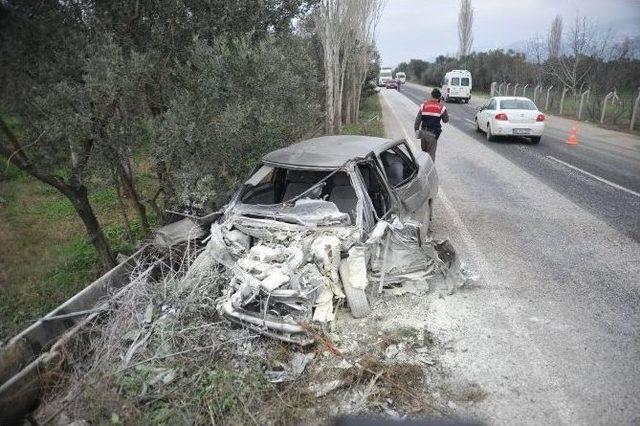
[396,14,640,132]
[340,92,385,138]
[0,164,152,339]
[0,1,384,342]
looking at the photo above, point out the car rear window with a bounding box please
[451,77,460,85]
[499,99,537,110]
[461,77,470,86]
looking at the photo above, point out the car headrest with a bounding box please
[332,172,352,186]
[286,170,326,184]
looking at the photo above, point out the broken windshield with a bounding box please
[238,165,358,222]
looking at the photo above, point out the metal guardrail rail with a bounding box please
[0,247,152,422]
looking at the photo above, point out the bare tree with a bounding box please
[314,0,342,134]
[457,0,473,58]
[548,14,612,95]
[547,15,563,59]
[526,34,545,84]
[315,0,384,134]
[341,0,384,125]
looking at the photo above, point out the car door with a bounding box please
[481,98,497,130]
[376,141,433,222]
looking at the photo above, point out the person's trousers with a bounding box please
[419,130,439,162]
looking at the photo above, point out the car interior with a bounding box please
[379,145,417,187]
[240,163,392,220]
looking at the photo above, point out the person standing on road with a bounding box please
[414,88,449,161]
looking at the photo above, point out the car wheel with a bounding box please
[530,136,541,144]
[486,124,496,141]
[342,275,371,318]
[475,118,482,133]
[465,99,469,103]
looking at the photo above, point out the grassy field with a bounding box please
[0,165,151,341]
[340,93,385,138]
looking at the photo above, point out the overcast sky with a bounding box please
[375,0,640,67]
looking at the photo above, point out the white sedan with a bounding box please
[475,96,545,144]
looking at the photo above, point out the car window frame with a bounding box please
[498,99,537,110]
[487,98,497,110]
[378,141,419,189]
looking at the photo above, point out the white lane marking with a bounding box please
[465,118,475,124]
[546,155,640,198]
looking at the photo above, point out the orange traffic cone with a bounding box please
[566,122,578,145]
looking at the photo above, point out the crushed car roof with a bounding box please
[263,135,392,169]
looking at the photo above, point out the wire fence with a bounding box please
[490,82,640,132]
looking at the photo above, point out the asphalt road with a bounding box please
[400,82,640,243]
[379,87,640,425]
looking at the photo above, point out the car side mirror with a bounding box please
[477,106,484,111]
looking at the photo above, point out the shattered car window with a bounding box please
[379,146,417,188]
[358,162,391,219]
[239,165,359,219]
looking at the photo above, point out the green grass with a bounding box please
[0,174,151,340]
[340,93,385,137]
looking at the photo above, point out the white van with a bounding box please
[442,70,472,103]
[396,72,406,84]
[378,68,393,86]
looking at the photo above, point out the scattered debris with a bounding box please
[265,352,315,383]
[308,379,347,397]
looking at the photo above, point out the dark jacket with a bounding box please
[414,98,449,137]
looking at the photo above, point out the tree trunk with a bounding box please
[116,160,150,237]
[0,118,116,271]
[113,171,134,244]
[60,184,117,271]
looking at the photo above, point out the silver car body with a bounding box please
[189,135,445,344]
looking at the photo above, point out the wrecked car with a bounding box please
[180,135,453,345]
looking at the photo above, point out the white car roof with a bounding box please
[492,96,534,101]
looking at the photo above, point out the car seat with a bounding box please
[328,172,357,218]
[282,170,326,201]
[380,152,405,186]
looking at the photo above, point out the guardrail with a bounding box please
[0,247,155,422]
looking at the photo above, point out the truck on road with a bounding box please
[378,68,393,86]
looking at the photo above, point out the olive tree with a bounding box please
[156,37,323,211]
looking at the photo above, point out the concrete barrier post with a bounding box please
[498,82,504,95]
[490,82,497,97]
[505,83,511,96]
[600,90,616,124]
[559,87,569,115]
[578,89,590,120]
[631,87,640,131]
[513,83,519,96]
[533,85,542,103]
[545,85,554,111]
[522,84,529,97]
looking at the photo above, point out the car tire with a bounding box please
[342,276,371,319]
[486,124,496,141]
[475,118,482,133]
[530,136,541,144]
[465,99,469,103]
